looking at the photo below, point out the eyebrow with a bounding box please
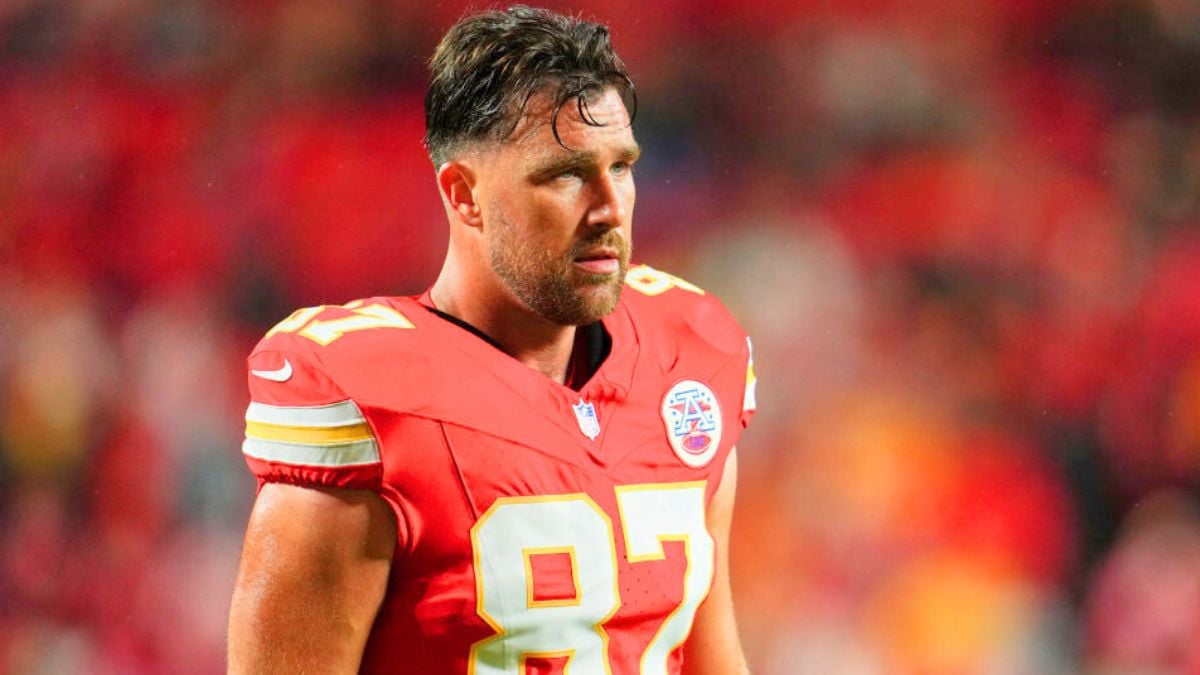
[531,144,642,177]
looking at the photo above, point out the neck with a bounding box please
[429,258,577,384]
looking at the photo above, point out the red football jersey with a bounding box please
[241,265,757,674]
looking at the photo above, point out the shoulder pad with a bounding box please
[240,299,418,490]
[622,264,747,358]
[622,264,757,426]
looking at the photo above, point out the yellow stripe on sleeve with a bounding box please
[244,420,375,445]
[241,399,381,467]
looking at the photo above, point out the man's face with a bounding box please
[474,87,639,326]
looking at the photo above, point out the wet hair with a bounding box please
[424,5,636,167]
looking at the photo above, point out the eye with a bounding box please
[610,161,632,176]
[554,168,581,182]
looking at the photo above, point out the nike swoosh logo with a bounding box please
[251,359,293,382]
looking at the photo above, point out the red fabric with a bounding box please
[240,279,753,673]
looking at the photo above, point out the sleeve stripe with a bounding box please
[242,438,381,467]
[242,400,381,467]
[245,420,374,445]
[245,400,366,428]
[744,336,757,413]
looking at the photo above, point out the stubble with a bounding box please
[488,211,630,326]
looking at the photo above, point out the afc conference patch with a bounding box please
[661,380,723,467]
[573,399,601,441]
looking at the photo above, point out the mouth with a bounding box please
[572,248,622,275]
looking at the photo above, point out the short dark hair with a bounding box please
[424,5,636,167]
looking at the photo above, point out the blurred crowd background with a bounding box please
[2,0,1200,673]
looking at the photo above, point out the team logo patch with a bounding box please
[661,380,723,467]
[573,399,601,441]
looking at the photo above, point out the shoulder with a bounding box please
[245,296,433,433]
[251,297,424,358]
[621,264,758,427]
[247,296,436,402]
[240,296,434,490]
[620,264,749,360]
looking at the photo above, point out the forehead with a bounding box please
[504,87,636,161]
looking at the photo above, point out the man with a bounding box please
[228,6,756,674]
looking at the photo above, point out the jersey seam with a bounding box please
[439,421,483,522]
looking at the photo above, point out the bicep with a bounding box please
[683,448,750,675]
[228,482,396,674]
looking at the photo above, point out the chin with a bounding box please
[534,283,622,326]
[500,262,626,326]
[578,278,624,317]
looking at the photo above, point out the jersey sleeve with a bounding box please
[241,331,383,492]
[625,263,757,432]
[741,336,757,429]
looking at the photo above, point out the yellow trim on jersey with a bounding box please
[522,546,583,609]
[242,438,380,467]
[242,399,380,467]
[625,264,706,297]
[244,420,374,445]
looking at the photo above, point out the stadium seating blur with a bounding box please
[2,1,1199,672]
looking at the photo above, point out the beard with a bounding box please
[488,211,631,326]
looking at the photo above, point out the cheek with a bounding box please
[531,199,584,239]
[617,181,635,227]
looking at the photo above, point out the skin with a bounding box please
[683,450,751,675]
[228,87,749,673]
[228,484,396,673]
[428,87,639,382]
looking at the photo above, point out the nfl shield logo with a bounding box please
[573,399,601,441]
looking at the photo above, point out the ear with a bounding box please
[436,160,482,228]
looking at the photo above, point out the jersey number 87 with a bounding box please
[470,482,712,675]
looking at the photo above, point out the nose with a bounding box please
[585,172,631,231]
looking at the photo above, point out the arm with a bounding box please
[228,483,397,674]
[683,448,751,675]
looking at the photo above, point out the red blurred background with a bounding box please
[2,0,1200,673]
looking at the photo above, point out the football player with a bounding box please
[228,6,757,674]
